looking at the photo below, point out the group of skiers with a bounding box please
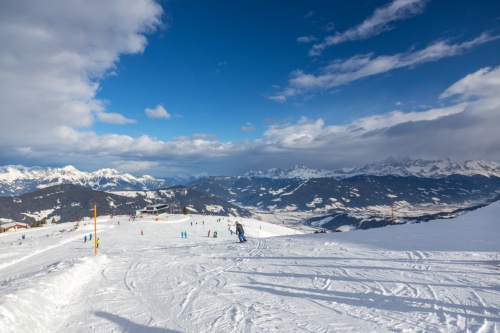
[186,220,247,242]
[80,218,247,244]
[83,233,100,247]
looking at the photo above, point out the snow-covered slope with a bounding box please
[0,203,499,332]
[245,158,500,180]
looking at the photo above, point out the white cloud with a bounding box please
[193,133,218,140]
[0,0,163,145]
[304,11,314,19]
[261,102,467,150]
[310,0,428,56]
[114,160,161,173]
[96,111,136,124]
[241,123,256,133]
[271,33,498,102]
[297,36,318,43]
[440,66,500,101]
[267,95,287,103]
[145,105,171,119]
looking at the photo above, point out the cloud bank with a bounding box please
[0,1,499,177]
[0,0,163,143]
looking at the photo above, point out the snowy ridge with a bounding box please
[245,165,338,179]
[0,165,167,195]
[245,157,500,179]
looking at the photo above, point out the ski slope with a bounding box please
[0,203,499,332]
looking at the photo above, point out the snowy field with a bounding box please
[0,203,499,333]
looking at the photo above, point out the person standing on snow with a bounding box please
[84,235,87,243]
[235,222,247,242]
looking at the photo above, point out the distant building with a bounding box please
[1,222,29,232]
[136,204,169,216]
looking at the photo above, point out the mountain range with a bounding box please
[0,165,168,196]
[244,157,500,179]
[189,174,500,228]
[1,158,500,231]
[2,158,500,197]
[0,184,251,224]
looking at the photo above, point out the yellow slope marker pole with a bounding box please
[94,204,97,256]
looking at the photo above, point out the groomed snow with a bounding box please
[0,202,499,332]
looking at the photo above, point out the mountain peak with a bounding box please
[244,158,500,180]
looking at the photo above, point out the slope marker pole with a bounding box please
[94,204,97,256]
[391,200,395,225]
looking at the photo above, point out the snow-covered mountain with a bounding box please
[0,184,251,224]
[0,165,168,196]
[245,158,500,179]
[191,158,500,231]
[335,157,500,179]
[3,158,499,197]
[189,172,500,229]
[245,165,339,179]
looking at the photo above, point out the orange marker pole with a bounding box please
[94,204,97,256]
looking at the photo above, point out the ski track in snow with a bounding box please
[0,205,499,332]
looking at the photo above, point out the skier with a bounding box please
[141,229,144,235]
[84,235,87,243]
[208,230,211,237]
[235,222,247,242]
[213,231,218,238]
[96,238,100,248]
[89,233,92,241]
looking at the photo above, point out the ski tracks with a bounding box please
[116,237,270,332]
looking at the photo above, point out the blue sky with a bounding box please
[1,0,499,177]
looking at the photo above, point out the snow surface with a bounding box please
[0,203,499,332]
